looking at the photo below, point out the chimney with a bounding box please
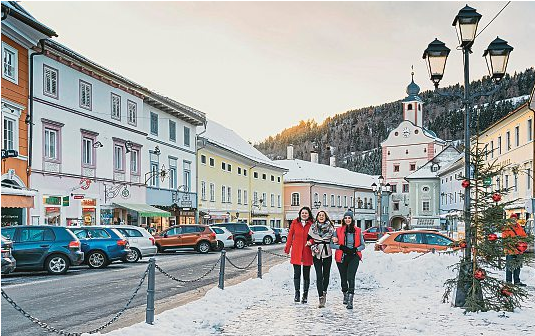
[310,151,319,164]
[330,156,336,167]
[287,145,294,160]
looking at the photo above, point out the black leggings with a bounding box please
[293,264,311,289]
[312,256,332,297]
[336,254,360,294]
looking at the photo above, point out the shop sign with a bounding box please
[62,196,70,206]
[82,199,96,206]
[84,214,92,224]
[45,207,60,214]
[73,194,85,200]
[45,196,61,205]
[483,177,492,187]
[203,214,211,219]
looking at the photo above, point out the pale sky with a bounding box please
[21,1,535,143]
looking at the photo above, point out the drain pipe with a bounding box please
[27,39,46,178]
[195,120,208,224]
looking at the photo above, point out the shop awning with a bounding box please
[1,187,36,208]
[113,203,171,217]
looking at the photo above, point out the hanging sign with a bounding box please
[483,177,492,187]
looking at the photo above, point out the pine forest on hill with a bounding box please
[255,68,535,175]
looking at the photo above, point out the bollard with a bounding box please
[218,250,226,290]
[146,257,156,325]
[257,247,262,279]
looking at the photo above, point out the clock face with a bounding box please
[402,127,410,138]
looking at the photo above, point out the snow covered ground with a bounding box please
[100,247,535,336]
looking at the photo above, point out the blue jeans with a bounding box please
[505,255,521,283]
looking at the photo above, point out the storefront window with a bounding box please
[101,209,113,225]
[45,207,61,226]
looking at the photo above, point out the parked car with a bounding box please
[250,225,276,245]
[154,225,217,254]
[1,235,16,274]
[108,225,157,262]
[524,219,534,253]
[212,223,253,249]
[272,228,288,243]
[375,230,458,254]
[68,226,130,268]
[363,226,394,241]
[1,226,84,275]
[211,226,234,250]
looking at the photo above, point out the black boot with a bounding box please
[343,292,349,305]
[346,293,354,309]
[301,290,308,303]
[294,278,301,302]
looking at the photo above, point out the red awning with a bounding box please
[2,194,34,208]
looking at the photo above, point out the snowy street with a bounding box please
[101,246,535,336]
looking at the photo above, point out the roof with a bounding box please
[478,101,530,135]
[1,2,57,37]
[405,146,461,180]
[437,153,464,176]
[274,159,377,189]
[199,120,287,171]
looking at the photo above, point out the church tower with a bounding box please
[402,72,423,127]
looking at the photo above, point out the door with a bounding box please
[12,228,55,268]
[160,227,182,247]
[181,226,201,247]
[397,233,427,253]
[70,228,91,253]
[423,233,453,252]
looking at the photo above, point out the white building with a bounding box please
[381,73,446,229]
[437,154,464,237]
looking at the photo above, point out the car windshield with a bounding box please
[377,233,390,244]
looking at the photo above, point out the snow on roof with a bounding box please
[199,120,286,170]
[405,146,460,180]
[274,159,377,189]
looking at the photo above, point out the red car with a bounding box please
[363,226,394,241]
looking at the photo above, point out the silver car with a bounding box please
[108,225,158,262]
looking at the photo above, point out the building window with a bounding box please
[402,184,409,193]
[42,119,64,163]
[277,176,281,183]
[357,198,363,208]
[227,186,232,203]
[183,161,191,191]
[201,155,206,164]
[3,117,15,150]
[393,202,400,211]
[422,201,430,212]
[169,120,176,142]
[238,167,242,175]
[209,183,215,202]
[514,174,518,192]
[43,65,58,98]
[209,157,214,167]
[527,169,531,190]
[244,169,247,177]
[528,120,533,142]
[350,196,353,208]
[391,184,397,193]
[79,80,92,110]
[222,162,226,170]
[344,196,348,207]
[515,126,520,147]
[253,191,258,205]
[150,112,158,135]
[244,190,248,205]
[277,195,281,208]
[227,164,232,172]
[169,158,177,190]
[506,131,511,150]
[314,193,319,203]
[221,186,226,203]
[262,173,266,180]
[271,193,275,207]
[111,93,121,120]
[498,136,502,154]
[410,163,416,171]
[238,189,242,204]
[127,100,137,126]
[394,164,400,172]
[114,144,125,172]
[262,192,267,206]
[254,172,258,179]
[505,175,509,189]
[183,126,190,147]
[271,175,275,182]
[330,194,335,207]
[2,104,21,151]
[337,195,341,207]
[201,181,207,201]
[81,137,94,167]
[130,149,139,175]
[323,193,327,206]
[490,141,494,159]
[291,193,300,206]
[2,42,18,83]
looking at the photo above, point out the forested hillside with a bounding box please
[256,68,535,175]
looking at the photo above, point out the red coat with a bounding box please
[334,226,363,263]
[284,218,313,266]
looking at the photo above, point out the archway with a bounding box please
[390,216,407,230]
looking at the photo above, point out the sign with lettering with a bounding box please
[81,199,96,206]
[45,196,61,205]
[62,196,70,206]
[73,194,85,200]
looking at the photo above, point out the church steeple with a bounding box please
[402,67,423,127]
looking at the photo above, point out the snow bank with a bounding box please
[99,248,535,336]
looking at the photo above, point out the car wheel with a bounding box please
[87,251,108,269]
[197,241,211,254]
[45,254,70,275]
[235,239,246,249]
[215,240,224,251]
[124,248,140,263]
[281,236,287,243]
[263,236,273,245]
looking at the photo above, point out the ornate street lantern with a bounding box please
[452,5,482,46]
[423,38,451,88]
[483,37,514,82]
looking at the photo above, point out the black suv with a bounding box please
[211,223,253,249]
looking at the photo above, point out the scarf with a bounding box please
[311,220,334,239]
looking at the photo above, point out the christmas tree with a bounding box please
[443,137,534,312]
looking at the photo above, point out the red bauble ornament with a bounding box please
[492,193,502,202]
[501,286,513,297]
[488,233,498,241]
[474,269,486,281]
[517,242,528,253]
[461,180,470,188]
[459,241,467,248]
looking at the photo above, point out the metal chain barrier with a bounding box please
[225,253,258,270]
[263,249,291,259]
[1,264,150,336]
[155,259,220,283]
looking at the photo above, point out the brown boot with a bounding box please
[318,296,325,308]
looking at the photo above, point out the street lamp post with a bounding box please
[422,4,513,307]
[372,176,391,238]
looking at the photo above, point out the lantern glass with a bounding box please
[371,183,378,192]
[378,175,384,185]
[455,18,479,44]
[426,54,448,80]
[483,37,513,81]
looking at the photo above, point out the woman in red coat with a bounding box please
[284,206,314,303]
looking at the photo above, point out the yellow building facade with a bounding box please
[197,121,286,226]
[480,101,534,219]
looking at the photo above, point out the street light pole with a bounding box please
[372,177,391,238]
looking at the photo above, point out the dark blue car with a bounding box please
[67,226,130,269]
[1,226,84,275]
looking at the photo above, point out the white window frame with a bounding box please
[422,201,430,212]
[227,186,232,203]
[515,126,520,147]
[277,195,281,208]
[82,137,94,166]
[114,144,125,172]
[271,193,274,207]
[237,189,242,204]
[528,119,533,142]
[150,112,158,135]
[111,93,121,120]
[291,192,300,206]
[244,190,248,205]
[169,157,178,190]
[2,102,22,151]
[183,126,190,147]
[183,160,191,192]
[79,80,92,110]
[43,65,58,98]
[130,149,139,175]
[209,183,215,202]
[2,42,18,84]
[44,128,58,161]
[222,185,226,203]
[2,115,16,151]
